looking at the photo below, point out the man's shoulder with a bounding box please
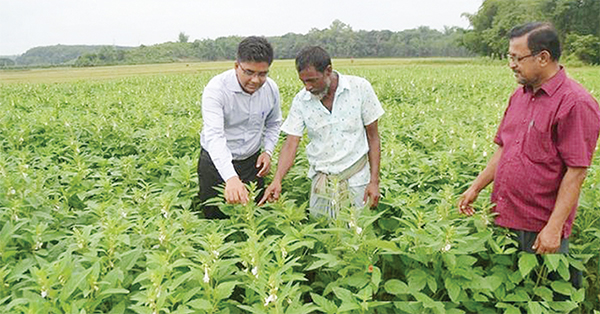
[205,69,235,91]
[339,73,373,92]
[561,76,597,103]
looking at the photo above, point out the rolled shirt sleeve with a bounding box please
[359,78,385,126]
[281,94,306,137]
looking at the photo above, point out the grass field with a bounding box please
[1,59,599,313]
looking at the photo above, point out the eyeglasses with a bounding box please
[238,63,269,79]
[506,52,540,63]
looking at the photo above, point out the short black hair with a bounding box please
[509,22,561,61]
[237,36,274,65]
[295,46,331,73]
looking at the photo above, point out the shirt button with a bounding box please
[516,140,520,144]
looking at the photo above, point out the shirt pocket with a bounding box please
[248,111,265,131]
[523,122,556,163]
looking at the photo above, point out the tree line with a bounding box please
[461,0,600,64]
[74,20,471,67]
[4,3,600,69]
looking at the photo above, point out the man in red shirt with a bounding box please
[458,22,600,257]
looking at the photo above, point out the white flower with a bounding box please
[41,289,47,298]
[158,232,166,244]
[483,151,488,157]
[356,227,363,235]
[441,243,452,252]
[252,266,258,278]
[264,293,277,306]
[203,266,210,283]
[281,247,287,259]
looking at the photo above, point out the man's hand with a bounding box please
[225,176,249,204]
[256,152,271,177]
[258,180,282,205]
[458,187,479,216]
[363,181,380,207]
[533,224,562,254]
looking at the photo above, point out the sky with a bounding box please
[0,0,483,56]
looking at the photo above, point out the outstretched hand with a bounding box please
[256,152,271,177]
[259,181,282,206]
[458,187,479,216]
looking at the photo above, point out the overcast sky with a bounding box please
[0,0,483,56]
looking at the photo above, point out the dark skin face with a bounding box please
[235,61,270,94]
[298,65,332,99]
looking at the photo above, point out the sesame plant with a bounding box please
[1,60,599,313]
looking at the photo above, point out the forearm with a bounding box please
[469,146,503,192]
[272,135,300,183]
[545,167,587,231]
[365,123,381,184]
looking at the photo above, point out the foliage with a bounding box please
[462,0,600,64]
[0,60,599,313]
[9,20,471,67]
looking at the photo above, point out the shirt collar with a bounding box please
[224,69,246,93]
[524,66,566,97]
[300,71,348,101]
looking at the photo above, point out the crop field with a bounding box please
[1,59,599,313]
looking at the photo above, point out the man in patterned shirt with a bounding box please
[259,46,384,218]
[458,22,600,260]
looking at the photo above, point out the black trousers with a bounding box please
[197,148,264,219]
[511,229,582,290]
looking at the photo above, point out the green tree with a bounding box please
[178,32,189,43]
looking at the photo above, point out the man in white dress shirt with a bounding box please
[199,36,282,219]
[260,46,384,218]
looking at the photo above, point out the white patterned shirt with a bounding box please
[200,69,282,181]
[281,72,384,186]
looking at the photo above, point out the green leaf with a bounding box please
[371,266,381,291]
[444,277,461,302]
[501,304,521,314]
[518,253,538,278]
[384,279,408,295]
[59,267,93,302]
[572,288,585,302]
[543,254,561,272]
[556,260,570,281]
[426,276,437,293]
[332,287,355,304]
[550,281,572,296]
[527,301,542,313]
[99,288,129,295]
[310,293,337,314]
[355,285,373,302]
[117,248,142,271]
[346,273,369,289]
[107,301,126,314]
[533,286,553,301]
[214,281,238,300]
[188,299,212,310]
[407,269,428,291]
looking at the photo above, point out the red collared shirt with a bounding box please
[492,68,600,238]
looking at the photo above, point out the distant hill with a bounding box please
[3,21,474,68]
[14,45,133,66]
